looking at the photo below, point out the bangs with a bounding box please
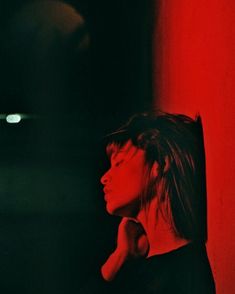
[106,139,136,158]
[106,142,125,159]
[104,128,131,158]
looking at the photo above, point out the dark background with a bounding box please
[0,0,154,292]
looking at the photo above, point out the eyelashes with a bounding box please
[114,160,124,167]
[111,152,136,167]
[111,159,124,168]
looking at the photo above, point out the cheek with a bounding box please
[125,179,142,195]
[121,173,145,201]
[128,167,147,190]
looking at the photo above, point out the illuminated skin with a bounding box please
[100,140,147,217]
[100,140,189,281]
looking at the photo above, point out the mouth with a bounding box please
[103,188,112,201]
[103,187,111,195]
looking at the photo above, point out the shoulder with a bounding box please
[142,242,215,294]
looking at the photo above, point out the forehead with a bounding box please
[108,140,144,161]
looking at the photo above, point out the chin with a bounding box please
[105,203,116,215]
[106,202,139,218]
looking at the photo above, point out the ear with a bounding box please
[150,156,170,178]
[163,156,170,173]
[150,161,159,178]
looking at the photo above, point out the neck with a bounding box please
[136,198,190,257]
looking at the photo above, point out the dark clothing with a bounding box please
[81,242,216,294]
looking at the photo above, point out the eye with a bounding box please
[114,160,124,167]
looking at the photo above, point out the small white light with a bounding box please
[6,114,22,124]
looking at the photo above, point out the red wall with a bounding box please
[153,1,235,293]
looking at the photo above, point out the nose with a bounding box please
[100,169,111,185]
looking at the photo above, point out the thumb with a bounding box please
[137,234,149,257]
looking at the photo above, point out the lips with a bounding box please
[103,187,112,201]
[103,187,111,194]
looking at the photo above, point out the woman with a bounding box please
[99,112,215,293]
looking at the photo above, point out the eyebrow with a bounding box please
[113,147,140,163]
[116,149,127,153]
[119,142,133,153]
[110,147,128,159]
[111,151,126,160]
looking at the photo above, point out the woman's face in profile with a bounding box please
[100,140,148,217]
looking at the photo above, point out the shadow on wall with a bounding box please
[0,2,104,294]
[0,0,154,292]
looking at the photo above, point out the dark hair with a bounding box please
[105,111,207,243]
